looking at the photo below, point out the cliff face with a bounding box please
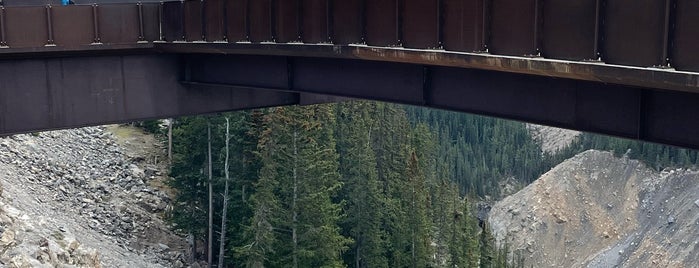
[489,150,699,267]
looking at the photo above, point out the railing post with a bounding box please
[200,0,205,41]
[138,2,145,42]
[46,5,55,46]
[661,0,672,67]
[180,0,185,41]
[92,4,101,44]
[158,1,164,41]
[0,7,7,48]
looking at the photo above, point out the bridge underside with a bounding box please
[0,54,330,136]
[181,52,699,150]
[2,50,698,150]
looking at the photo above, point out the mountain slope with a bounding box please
[489,150,699,267]
[0,126,188,267]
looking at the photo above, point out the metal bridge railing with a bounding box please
[0,0,697,73]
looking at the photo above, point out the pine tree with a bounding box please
[168,116,212,262]
[336,101,388,268]
[243,105,350,267]
[405,152,432,268]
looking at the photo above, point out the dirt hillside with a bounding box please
[489,150,699,267]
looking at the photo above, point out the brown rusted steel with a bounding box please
[301,0,328,43]
[402,0,439,49]
[489,0,539,56]
[4,7,48,48]
[603,0,668,67]
[541,0,598,60]
[184,0,203,41]
[204,0,225,41]
[141,2,160,41]
[275,0,299,42]
[226,0,247,42]
[51,5,94,47]
[162,1,184,41]
[442,0,486,52]
[98,4,140,44]
[672,0,699,72]
[331,0,362,45]
[249,0,272,42]
[365,0,399,46]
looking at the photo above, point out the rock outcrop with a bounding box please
[0,126,188,267]
[489,150,699,267]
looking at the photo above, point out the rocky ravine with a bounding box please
[0,126,188,267]
[489,150,699,267]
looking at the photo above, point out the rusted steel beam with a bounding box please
[156,43,699,94]
[180,53,699,150]
[0,54,300,137]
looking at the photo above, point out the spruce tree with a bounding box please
[336,101,388,268]
[244,105,350,267]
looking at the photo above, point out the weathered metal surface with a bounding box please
[226,0,248,42]
[0,55,298,136]
[293,58,424,104]
[301,0,328,43]
[402,0,439,49]
[490,0,538,56]
[541,0,598,60]
[204,0,225,41]
[180,50,699,149]
[184,0,203,41]
[603,0,668,67]
[442,0,486,52]
[2,0,60,6]
[157,43,699,94]
[249,0,273,42]
[275,0,300,42]
[4,6,48,48]
[162,1,184,41]
[51,5,95,47]
[365,0,399,46]
[331,0,362,45]
[187,54,289,89]
[141,3,160,41]
[643,90,699,149]
[671,0,699,72]
[98,4,140,44]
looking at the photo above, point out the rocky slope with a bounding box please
[526,124,581,154]
[0,126,188,267]
[489,150,699,267]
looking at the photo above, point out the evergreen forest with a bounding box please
[158,100,699,267]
